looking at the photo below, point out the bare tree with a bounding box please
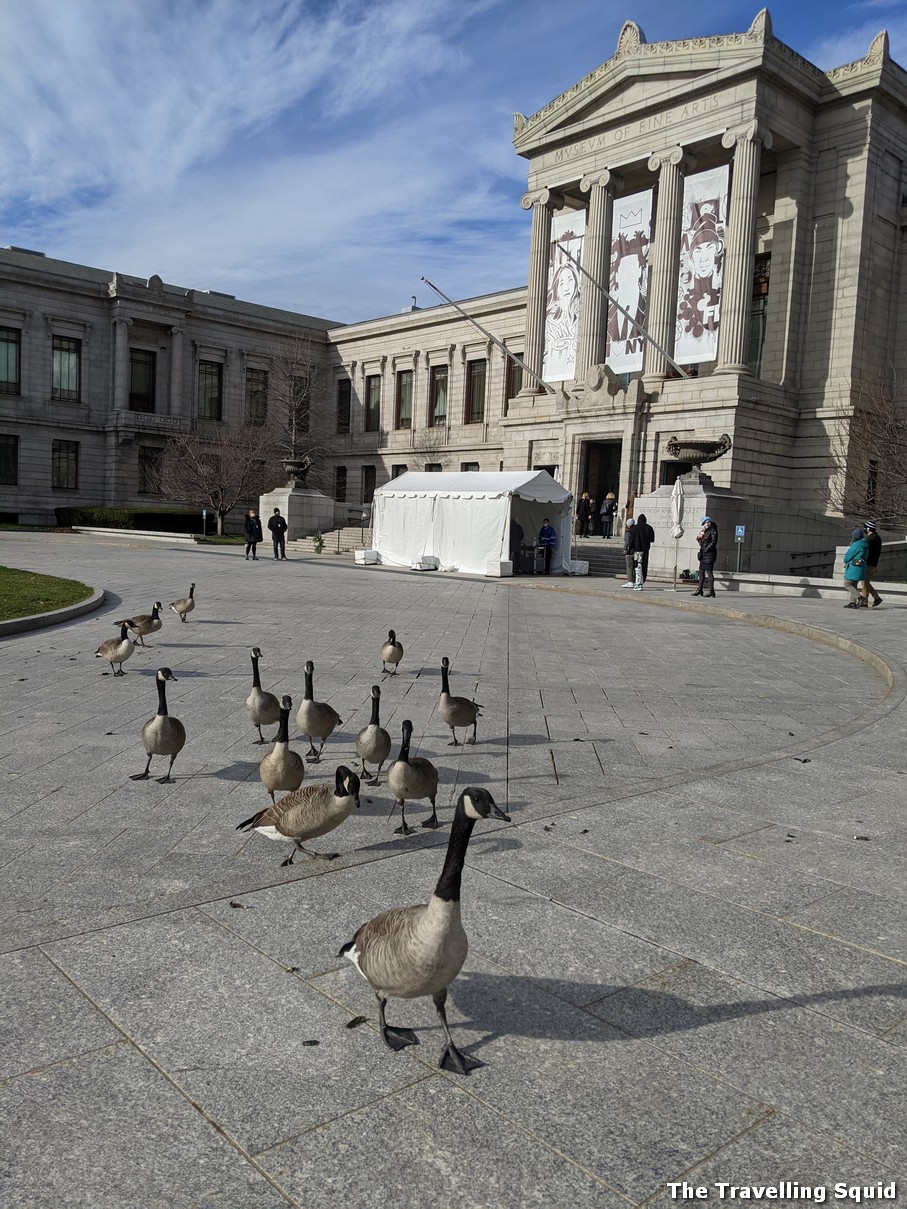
[152,421,277,534]
[410,421,449,469]
[820,377,907,527]
[265,335,332,491]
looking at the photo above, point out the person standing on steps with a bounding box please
[268,507,288,561]
[244,509,263,560]
[599,492,617,538]
[842,526,869,608]
[860,520,883,607]
[576,491,593,538]
[693,516,718,596]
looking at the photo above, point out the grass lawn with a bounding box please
[0,566,93,622]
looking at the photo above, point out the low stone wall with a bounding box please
[832,539,907,581]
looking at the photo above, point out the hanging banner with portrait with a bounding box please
[543,209,585,383]
[605,188,653,375]
[674,165,729,366]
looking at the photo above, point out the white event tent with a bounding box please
[371,470,573,577]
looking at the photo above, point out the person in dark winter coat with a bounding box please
[626,517,650,590]
[576,491,594,537]
[244,509,264,560]
[693,516,718,596]
[636,513,655,582]
[599,492,617,538]
[268,507,288,560]
[843,527,869,608]
[622,518,637,586]
[538,518,558,575]
[860,520,883,607]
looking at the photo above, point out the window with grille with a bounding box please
[129,349,156,412]
[391,464,407,479]
[461,461,480,472]
[336,379,351,433]
[395,370,413,429]
[361,464,376,504]
[504,355,523,416]
[52,336,81,402]
[465,359,486,424]
[198,360,223,421]
[138,445,163,494]
[429,365,448,426]
[748,253,771,377]
[245,368,268,425]
[0,328,21,396]
[365,375,381,432]
[52,439,79,489]
[0,434,18,484]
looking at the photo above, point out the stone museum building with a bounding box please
[2,10,906,567]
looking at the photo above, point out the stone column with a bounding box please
[644,146,696,384]
[575,170,623,380]
[112,316,132,410]
[520,187,563,391]
[716,121,773,374]
[169,327,183,417]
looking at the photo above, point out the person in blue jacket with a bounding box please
[843,526,869,608]
[538,518,558,575]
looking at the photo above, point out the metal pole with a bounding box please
[736,541,742,574]
[420,277,556,394]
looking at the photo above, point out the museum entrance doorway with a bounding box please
[580,441,621,511]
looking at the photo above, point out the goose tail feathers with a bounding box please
[236,809,268,832]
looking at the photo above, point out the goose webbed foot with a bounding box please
[421,811,440,829]
[382,1025,420,1051]
[155,774,175,784]
[253,737,267,745]
[306,754,321,764]
[439,1043,484,1076]
[394,822,415,836]
[447,737,460,746]
[466,736,476,745]
[130,771,150,781]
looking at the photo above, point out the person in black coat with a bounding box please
[268,507,288,560]
[636,512,655,582]
[860,520,883,607]
[576,492,594,537]
[244,509,264,560]
[693,516,718,596]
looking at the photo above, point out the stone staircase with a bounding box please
[287,524,372,555]
[573,537,628,578]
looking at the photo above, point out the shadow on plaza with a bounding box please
[445,971,907,1051]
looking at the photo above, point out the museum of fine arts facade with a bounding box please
[2,11,906,568]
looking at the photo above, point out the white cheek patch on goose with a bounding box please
[342,943,366,977]
[463,793,480,819]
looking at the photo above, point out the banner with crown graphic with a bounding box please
[605,188,653,374]
[543,209,585,382]
[675,165,729,366]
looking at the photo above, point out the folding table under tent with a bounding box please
[370,470,574,577]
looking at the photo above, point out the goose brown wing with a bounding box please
[353,904,428,985]
[263,784,331,837]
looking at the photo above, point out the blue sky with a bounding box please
[2,0,905,323]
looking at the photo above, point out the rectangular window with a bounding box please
[361,464,376,504]
[424,462,442,472]
[334,466,347,501]
[0,328,21,396]
[429,365,448,427]
[198,360,223,421]
[395,369,413,429]
[461,461,480,472]
[748,252,771,377]
[0,434,19,484]
[465,359,486,424]
[138,445,163,494]
[52,336,81,402]
[129,349,156,412]
[245,368,268,425]
[336,379,351,434]
[504,355,523,416]
[52,439,79,489]
[364,374,381,432]
[391,464,407,479]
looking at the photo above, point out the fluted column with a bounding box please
[168,327,183,417]
[520,187,563,391]
[644,146,696,383]
[575,170,623,380]
[716,121,773,373]
[112,316,132,410]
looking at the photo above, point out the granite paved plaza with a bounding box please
[1,531,905,1208]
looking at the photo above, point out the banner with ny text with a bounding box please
[605,189,653,375]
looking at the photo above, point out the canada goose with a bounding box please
[438,656,482,745]
[356,685,392,784]
[125,602,163,647]
[338,786,510,1076]
[236,765,361,864]
[130,667,186,783]
[387,718,439,835]
[296,660,342,763]
[245,646,281,743]
[95,621,135,676]
[260,695,305,803]
[380,629,404,675]
[169,582,196,622]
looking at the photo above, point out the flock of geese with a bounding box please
[92,592,503,1075]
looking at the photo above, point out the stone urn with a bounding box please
[282,456,311,487]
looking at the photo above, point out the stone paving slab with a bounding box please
[0,532,905,1207]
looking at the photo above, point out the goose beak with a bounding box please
[491,803,511,822]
